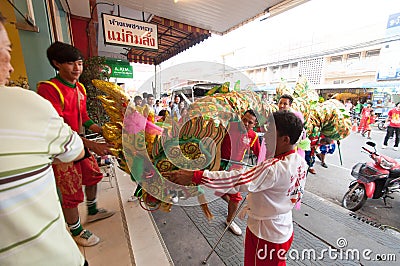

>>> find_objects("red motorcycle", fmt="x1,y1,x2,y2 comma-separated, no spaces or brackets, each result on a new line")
342,141,400,211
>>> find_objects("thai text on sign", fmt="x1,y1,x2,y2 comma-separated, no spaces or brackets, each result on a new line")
102,13,158,51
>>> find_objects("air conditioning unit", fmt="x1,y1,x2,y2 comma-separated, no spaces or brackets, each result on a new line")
333,80,344,84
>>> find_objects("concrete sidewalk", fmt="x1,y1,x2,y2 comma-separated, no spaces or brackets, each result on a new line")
152,190,400,265
83,165,400,266
77,167,172,266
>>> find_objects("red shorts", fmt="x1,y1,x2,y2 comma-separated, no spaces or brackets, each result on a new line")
244,227,294,266
215,191,243,203
53,154,103,208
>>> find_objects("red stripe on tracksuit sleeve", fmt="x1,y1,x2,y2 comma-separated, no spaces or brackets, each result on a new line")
195,158,279,189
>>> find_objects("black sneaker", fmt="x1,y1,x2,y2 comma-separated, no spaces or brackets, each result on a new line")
321,162,328,168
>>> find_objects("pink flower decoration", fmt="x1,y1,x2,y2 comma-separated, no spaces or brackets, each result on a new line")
145,120,163,135
124,111,147,134
124,111,163,135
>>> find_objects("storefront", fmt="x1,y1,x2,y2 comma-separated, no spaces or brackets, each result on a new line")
362,81,400,115
316,84,373,103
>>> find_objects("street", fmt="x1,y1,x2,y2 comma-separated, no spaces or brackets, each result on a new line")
306,125,400,230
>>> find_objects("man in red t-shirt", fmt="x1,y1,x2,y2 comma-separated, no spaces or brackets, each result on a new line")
219,110,260,235
383,102,400,150
37,42,114,247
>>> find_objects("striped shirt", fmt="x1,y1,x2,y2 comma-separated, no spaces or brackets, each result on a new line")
0,86,85,265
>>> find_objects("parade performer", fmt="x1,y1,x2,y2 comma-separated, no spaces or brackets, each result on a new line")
316,136,336,168
361,109,376,139
304,135,319,174
167,111,307,266
382,102,400,150
357,102,373,133
219,109,261,236
277,94,308,159
37,42,114,247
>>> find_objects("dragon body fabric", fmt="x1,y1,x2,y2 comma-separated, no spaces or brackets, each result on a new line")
92,76,351,219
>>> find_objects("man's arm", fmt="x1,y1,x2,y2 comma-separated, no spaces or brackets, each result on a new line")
88,123,102,134
385,110,392,126
81,136,113,157
53,147,84,164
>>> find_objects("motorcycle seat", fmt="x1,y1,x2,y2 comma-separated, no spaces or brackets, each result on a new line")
388,168,400,180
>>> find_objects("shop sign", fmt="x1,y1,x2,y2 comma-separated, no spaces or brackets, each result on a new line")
386,12,400,34
376,12,400,81
376,40,400,81
102,14,158,51
104,59,133,79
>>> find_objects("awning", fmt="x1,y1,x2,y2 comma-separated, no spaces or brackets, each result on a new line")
316,83,364,90
72,0,310,65
127,16,211,65
253,85,278,92
362,81,400,88
100,0,310,35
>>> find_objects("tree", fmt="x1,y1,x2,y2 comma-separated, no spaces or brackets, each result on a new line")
80,56,110,126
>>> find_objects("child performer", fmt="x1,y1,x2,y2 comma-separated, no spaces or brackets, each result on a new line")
167,111,307,265
361,110,377,139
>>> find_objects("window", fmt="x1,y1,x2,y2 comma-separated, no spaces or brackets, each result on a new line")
330,55,342,62
299,58,324,85
366,49,380,57
347,52,361,60
281,64,289,69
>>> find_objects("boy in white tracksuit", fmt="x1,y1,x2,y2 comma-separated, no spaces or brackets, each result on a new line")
168,110,307,265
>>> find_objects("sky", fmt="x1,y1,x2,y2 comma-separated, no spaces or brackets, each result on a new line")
130,0,399,94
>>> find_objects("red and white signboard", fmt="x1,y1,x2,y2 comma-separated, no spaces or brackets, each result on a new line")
102,13,158,51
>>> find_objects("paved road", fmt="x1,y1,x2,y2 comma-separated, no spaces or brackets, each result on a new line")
306,126,400,230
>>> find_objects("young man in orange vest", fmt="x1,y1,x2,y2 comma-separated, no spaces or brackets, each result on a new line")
37,42,114,247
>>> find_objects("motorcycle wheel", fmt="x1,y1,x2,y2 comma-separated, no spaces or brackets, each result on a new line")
342,183,367,211
377,122,385,130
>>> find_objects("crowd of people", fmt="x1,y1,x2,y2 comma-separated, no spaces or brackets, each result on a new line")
347,98,400,150
133,92,188,124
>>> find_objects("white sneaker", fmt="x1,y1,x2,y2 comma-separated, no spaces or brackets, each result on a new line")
73,229,100,247
226,220,242,236
394,147,399,151
87,208,115,223
171,195,179,204
382,145,388,149
127,195,138,202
